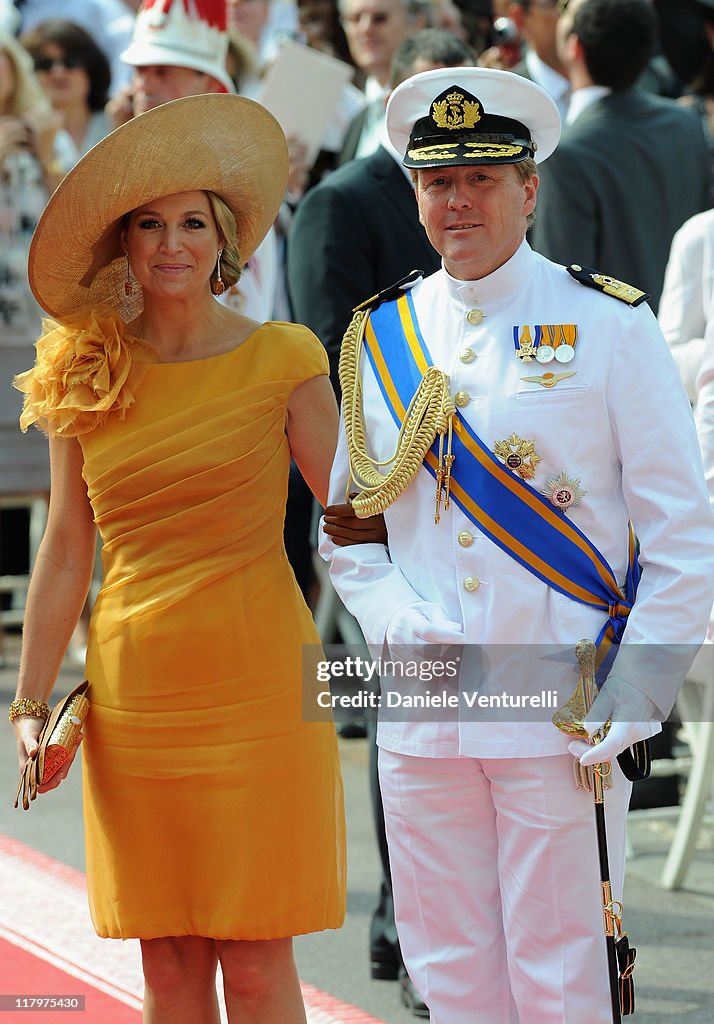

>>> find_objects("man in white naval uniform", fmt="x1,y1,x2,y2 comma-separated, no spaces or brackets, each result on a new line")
320,67,714,1024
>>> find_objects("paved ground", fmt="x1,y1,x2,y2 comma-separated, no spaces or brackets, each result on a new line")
1,632,712,1022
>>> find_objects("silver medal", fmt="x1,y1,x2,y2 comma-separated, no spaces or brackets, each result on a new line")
536,344,555,364
555,344,575,363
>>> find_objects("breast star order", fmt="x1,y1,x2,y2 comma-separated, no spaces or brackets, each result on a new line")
542,471,586,513
494,433,541,480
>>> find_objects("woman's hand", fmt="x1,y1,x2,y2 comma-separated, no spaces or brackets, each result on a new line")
105,84,134,131
23,109,60,163
13,714,83,794
14,714,44,771
323,502,387,546
0,115,31,164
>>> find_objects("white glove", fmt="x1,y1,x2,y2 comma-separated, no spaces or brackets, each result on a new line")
386,601,464,649
568,674,662,766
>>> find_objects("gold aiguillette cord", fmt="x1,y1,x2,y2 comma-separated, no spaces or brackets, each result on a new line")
434,390,455,523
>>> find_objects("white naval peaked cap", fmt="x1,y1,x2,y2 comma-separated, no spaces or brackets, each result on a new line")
387,67,561,167
121,0,235,94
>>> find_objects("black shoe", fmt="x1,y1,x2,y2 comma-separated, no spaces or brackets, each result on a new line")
370,958,400,980
336,720,368,739
399,971,430,1018
370,945,400,980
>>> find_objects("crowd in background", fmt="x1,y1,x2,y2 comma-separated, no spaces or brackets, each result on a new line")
2,0,714,630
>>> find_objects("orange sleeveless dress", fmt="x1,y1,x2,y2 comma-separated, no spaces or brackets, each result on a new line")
16,311,346,940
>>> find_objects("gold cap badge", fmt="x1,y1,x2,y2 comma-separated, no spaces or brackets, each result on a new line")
431,91,482,131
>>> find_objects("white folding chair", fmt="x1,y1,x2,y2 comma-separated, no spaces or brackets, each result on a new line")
660,642,714,889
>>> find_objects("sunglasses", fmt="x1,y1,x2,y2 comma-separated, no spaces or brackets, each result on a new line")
33,55,86,73
341,11,391,27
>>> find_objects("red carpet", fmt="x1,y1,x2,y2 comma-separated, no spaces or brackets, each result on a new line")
0,936,141,1023
0,835,386,1024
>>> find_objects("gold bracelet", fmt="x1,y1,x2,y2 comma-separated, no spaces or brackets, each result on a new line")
8,698,50,723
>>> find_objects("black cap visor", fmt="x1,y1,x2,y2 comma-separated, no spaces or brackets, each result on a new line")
404,132,534,168
403,90,536,168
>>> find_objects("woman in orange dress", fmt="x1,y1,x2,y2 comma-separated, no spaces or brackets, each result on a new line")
10,94,347,1024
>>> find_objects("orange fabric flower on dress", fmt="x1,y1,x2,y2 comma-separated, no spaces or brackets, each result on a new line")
14,305,154,437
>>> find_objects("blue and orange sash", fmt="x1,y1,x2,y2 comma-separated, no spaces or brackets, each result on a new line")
362,291,640,673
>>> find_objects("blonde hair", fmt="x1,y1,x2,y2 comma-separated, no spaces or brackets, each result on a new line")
0,30,53,118
514,157,538,228
206,190,242,291
514,156,537,184
411,156,538,185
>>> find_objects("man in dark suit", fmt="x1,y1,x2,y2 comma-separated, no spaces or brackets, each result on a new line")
289,30,475,389
531,0,709,313
337,0,433,165
507,0,570,120
287,28,475,1019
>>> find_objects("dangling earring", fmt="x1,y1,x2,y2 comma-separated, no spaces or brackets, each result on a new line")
213,248,225,295
124,255,134,296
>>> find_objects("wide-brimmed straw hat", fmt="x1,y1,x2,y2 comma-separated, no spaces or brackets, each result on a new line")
29,93,289,321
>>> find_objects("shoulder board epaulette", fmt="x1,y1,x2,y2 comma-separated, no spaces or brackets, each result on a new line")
566,264,650,307
352,269,424,314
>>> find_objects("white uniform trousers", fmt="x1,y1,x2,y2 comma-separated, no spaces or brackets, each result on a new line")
379,749,632,1024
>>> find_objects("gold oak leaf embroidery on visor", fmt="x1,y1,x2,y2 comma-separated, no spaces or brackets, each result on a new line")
462,143,524,158
407,144,459,160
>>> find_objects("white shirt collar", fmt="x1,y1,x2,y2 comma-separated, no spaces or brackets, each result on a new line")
441,239,535,308
525,50,570,121
565,85,611,125
378,124,413,182
364,76,388,104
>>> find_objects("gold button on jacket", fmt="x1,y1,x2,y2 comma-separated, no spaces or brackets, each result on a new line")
466,309,484,325
460,348,476,364
458,531,474,548
454,390,470,408
463,576,480,592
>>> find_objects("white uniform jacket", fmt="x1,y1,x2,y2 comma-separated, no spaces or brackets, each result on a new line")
659,209,714,401
320,242,714,758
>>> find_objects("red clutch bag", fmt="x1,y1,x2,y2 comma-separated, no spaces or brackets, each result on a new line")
14,681,90,811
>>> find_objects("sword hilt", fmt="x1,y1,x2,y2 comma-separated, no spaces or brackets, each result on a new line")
552,638,597,738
